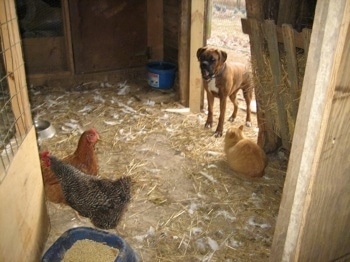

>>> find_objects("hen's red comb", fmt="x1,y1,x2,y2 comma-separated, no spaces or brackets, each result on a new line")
40,151,51,167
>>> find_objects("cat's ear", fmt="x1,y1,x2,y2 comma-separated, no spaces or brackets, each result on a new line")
239,125,244,131
226,127,234,136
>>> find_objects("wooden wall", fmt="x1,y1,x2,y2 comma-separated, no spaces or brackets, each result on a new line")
163,0,180,64
0,128,49,262
243,0,314,153
0,1,49,260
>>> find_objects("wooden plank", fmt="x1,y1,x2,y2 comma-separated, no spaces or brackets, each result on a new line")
61,0,74,74
0,128,49,261
248,18,279,152
263,20,291,150
282,24,299,134
178,0,191,106
277,0,298,26
245,0,264,20
270,0,350,260
242,18,307,49
296,0,350,260
189,1,205,113
302,28,312,58
147,0,163,61
22,37,68,74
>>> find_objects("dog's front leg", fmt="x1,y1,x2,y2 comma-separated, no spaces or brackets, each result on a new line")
205,90,214,129
215,95,227,137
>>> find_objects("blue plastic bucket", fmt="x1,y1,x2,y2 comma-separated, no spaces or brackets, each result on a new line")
146,61,176,89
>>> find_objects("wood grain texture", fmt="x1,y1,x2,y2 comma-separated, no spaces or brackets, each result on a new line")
178,0,191,106
189,1,204,113
270,1,350,261
0,128,49,261
264,20,290,150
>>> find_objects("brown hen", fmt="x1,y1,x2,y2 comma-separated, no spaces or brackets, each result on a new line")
40,128,99,204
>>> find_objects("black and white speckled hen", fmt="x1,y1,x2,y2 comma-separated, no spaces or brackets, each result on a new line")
41,151,132,229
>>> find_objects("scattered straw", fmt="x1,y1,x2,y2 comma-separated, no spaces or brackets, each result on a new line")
33,79,287,261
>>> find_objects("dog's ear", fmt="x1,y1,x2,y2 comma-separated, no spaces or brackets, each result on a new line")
238,125,244,131
197,46,207,59
220,50,228,63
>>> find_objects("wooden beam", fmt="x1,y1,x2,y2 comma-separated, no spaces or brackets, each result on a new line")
270,0,350,260
189,1,205,113
178,0,191,106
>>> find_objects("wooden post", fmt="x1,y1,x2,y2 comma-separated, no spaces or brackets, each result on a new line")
189,1,205,113
205,0,212,40
178,0,191,106
248,18,279,152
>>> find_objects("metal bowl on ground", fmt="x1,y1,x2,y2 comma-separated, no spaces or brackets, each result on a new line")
34,120,56,140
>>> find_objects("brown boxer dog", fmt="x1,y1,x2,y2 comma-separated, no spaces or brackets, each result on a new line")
197,46,253,137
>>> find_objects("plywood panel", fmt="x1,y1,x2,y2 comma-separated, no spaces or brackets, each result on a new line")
0,128,49,261
22,37,68,74
69,0,148,74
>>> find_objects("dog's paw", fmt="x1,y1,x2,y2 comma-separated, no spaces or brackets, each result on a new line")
245,121,252,127
214,130,223,137
228,116,235,122
204,122,212,128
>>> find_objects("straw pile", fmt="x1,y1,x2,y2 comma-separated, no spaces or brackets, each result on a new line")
31,80,286,261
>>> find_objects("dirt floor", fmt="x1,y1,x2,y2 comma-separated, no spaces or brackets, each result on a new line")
33,9,287,262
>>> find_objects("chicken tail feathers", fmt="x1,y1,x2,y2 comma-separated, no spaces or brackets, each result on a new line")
114,176,132,203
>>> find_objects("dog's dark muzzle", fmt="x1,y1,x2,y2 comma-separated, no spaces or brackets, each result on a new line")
200,60,214,80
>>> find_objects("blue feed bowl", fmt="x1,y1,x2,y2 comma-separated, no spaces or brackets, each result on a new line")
146,61,176,89
42,227,138,262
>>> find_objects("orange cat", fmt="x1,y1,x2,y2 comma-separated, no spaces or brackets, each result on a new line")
224,125,267,178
